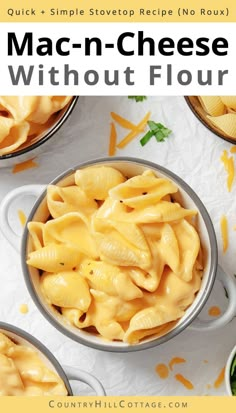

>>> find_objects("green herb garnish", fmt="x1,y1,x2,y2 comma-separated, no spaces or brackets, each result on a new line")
128,96,147,102
230,354,236,395
60,262,65,266
140,120,172,146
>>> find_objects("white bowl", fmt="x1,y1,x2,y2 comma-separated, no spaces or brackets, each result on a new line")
0,322,105,395
225,344,236,396
1,157,236,352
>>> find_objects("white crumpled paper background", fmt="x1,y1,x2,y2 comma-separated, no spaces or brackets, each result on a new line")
0,96,236,396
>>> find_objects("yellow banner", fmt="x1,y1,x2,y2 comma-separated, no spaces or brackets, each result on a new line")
0,397,236,413
0,0,236,22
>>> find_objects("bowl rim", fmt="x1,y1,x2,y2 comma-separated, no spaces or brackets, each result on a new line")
21,156,218,352
225,343,236,395
184,96,236,145
0,321,73,395
0,96,79,160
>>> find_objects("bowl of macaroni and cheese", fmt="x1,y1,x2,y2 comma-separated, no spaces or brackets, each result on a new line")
0,322,105,396
1,157,236,352
0,96,78,168
185,96,236,144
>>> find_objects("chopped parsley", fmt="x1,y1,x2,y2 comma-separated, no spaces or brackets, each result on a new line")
128,96,147,102
140,120,172,146
59,262,65,266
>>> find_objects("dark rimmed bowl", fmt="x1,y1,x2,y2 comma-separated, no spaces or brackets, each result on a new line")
21,157,219,352
0,321,105,395
185,96,236,145
0,96,78,168
225,343,236,396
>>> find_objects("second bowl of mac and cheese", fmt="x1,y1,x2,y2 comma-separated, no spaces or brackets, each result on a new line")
0,96,78,168
0,322,105,395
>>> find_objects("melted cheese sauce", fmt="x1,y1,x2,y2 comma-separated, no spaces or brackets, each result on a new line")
0,332,67,396
19,304,29,314
27,167,204,344
208,306,221,317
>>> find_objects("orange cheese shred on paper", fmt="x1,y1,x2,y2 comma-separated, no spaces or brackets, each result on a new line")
117,112,151,149
214,367,225,389
12,158,38,174
175,374,194,390
169,357,186,371
155,364,169,379
208,306,221,317
230,146,236,154
110,112,139,131
220,214,228,253
108,122,117,157
17,210,27,227
220,150,234,192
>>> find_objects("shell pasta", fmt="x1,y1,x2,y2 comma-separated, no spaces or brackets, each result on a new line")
0,96,72,156
0,332,67,396
198,96,236,139
27,166,203,344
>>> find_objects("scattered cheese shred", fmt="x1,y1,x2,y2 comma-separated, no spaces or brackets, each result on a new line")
155,364,169,379
230,146,236,153
169,357,186,371
17,210,27,227
175,374,194,390
208,306,221,317
108,122,117,157
117,112,151,149
214,367,225,389
110,112,139,130
220,150,234,192
12,158,38,174
19,304,29,314
220,214,228,253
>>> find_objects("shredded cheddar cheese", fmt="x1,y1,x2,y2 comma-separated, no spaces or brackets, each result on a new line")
208,306,221,317
175,374,194,390
214,367,225,389
230,146,236,153
117,112,151,149
155,364,169,379
12,158,38,174
220,214,228,253
111,112,139,130
17,210,27,227
220,150,234,192
169,357,186,371
108,122,117,157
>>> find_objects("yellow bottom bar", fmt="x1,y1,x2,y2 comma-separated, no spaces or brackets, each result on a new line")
0,396,235,413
